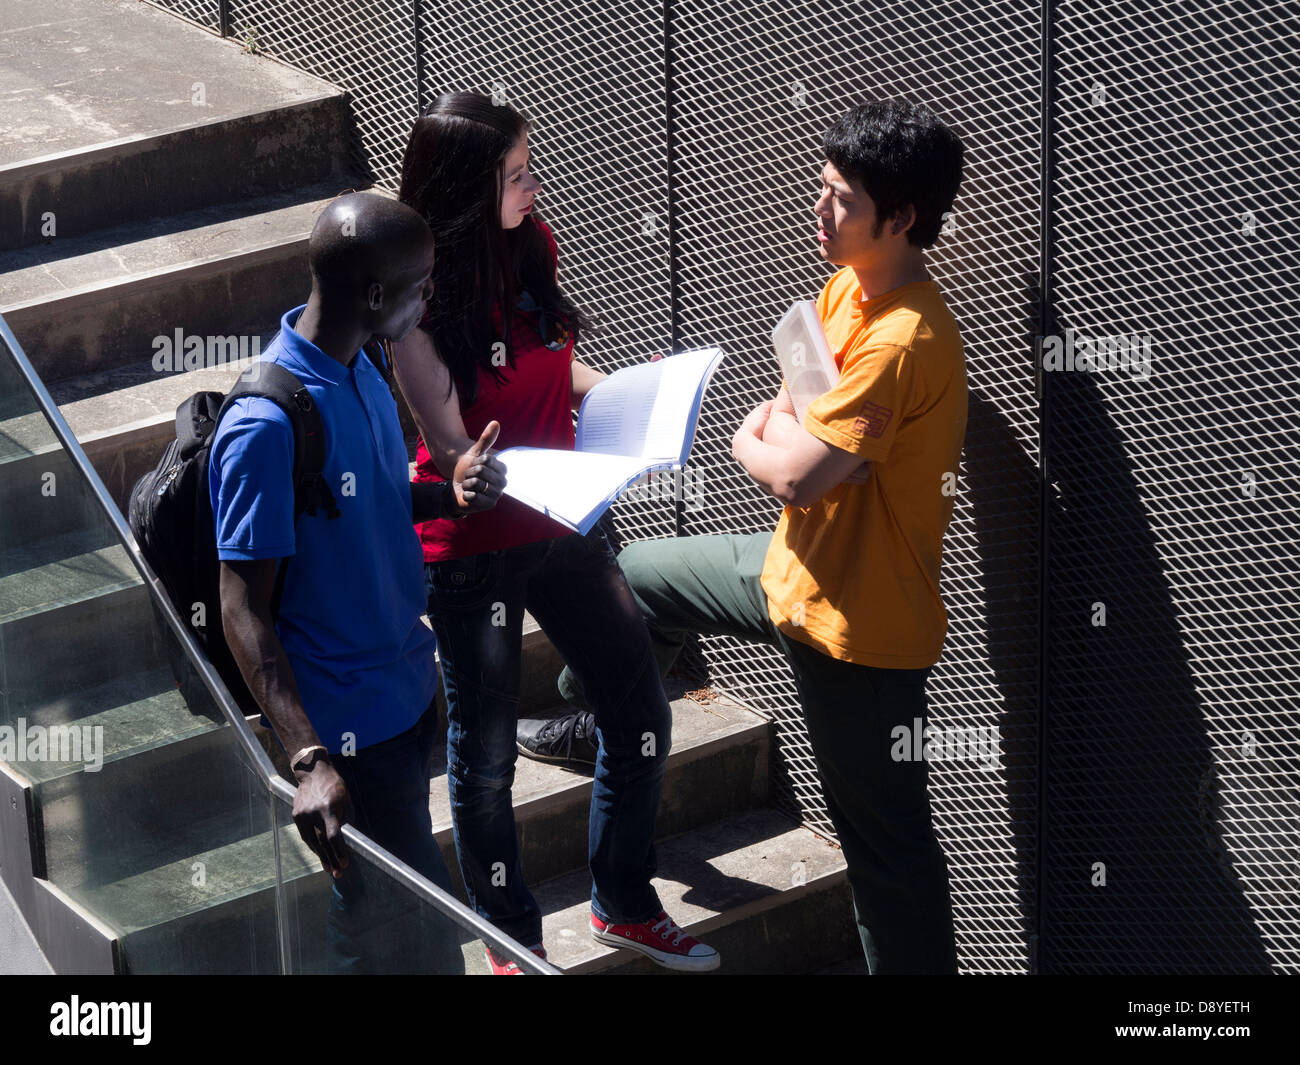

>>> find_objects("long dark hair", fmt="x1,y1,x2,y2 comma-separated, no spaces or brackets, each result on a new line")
398,92,594,407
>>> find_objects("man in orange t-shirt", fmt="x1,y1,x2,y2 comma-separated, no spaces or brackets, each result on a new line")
544,100,967,973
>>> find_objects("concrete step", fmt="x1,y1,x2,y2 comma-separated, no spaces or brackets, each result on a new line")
0,347,53,428
1,584,158,730
0,446,115,552
70,821,533,975
49,343,271,510
0,345,114,546
0,183,347,309
0,533,258,900
6,667,218,785
0,0,350,249
534,807,857,974
0,188,339,384
3,582,166,712
34,724,267,893
0,533,251,890
0,542,141,627
0,400,59,465
63,821,317,974
427,682,771,893
0,526,114,580
0,0,342,166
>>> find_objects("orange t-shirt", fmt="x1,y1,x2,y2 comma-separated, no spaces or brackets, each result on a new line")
760,269,968,668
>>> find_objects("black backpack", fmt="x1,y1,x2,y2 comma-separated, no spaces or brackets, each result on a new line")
128,361,341,716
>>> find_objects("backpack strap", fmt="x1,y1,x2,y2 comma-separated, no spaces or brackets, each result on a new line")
218,363,341,521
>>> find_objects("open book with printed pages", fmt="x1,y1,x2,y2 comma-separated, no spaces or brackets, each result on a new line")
772,300,840,425
497,346,726,535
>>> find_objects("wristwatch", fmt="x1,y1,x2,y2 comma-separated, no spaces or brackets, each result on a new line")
290,745,330,774
440,479,467,520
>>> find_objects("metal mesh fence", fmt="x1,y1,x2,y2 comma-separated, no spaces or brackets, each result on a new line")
138,0,1299,973
159,0,222,34
1045,0,1300,974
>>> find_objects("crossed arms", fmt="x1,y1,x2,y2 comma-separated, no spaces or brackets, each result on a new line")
732,384,871,507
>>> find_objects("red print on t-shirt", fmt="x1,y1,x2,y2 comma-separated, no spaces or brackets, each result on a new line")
853,401,893,438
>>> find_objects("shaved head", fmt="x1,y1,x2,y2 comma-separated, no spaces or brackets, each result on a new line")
310,192,433,297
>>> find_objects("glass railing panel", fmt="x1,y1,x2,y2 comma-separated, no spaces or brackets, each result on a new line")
0,344,122,613
27,614,282,974
0,320,277,973
1,314,557,974
272,787,551,974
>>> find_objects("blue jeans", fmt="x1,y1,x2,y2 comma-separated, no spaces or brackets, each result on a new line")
425,527,671,945
324,709,465,974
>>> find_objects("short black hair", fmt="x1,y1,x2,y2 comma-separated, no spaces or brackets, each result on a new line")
822,99,965,249
309,192,431,298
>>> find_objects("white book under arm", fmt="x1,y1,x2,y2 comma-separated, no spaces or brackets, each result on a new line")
772,300,840,426
496,346,726,535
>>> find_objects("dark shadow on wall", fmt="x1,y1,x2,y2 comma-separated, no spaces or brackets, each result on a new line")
969,366,1271,972
961,390,1042,969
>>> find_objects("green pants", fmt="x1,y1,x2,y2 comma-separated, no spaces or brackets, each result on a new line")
558,532,957,974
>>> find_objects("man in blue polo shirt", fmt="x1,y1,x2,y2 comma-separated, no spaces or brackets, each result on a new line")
210,193,504,972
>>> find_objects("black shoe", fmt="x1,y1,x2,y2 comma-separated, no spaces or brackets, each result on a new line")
517,711,599,768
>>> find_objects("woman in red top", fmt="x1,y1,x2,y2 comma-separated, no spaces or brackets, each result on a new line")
391,92,718,973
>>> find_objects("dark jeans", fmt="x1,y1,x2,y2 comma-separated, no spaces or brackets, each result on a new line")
425,527,671,946
558,532,958,974
324,709,465,974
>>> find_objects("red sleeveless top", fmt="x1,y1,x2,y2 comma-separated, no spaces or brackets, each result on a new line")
413,220,576,562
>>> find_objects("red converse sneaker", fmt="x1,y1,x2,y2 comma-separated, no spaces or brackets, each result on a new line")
590,910,720,972
485,943,547,974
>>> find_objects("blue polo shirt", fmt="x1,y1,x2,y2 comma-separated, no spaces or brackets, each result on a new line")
208,305,437,753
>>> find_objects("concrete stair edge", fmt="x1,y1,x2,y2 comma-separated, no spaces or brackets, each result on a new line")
2,238,309,317
534,808,857,975
0,90,350,181
1,92,356,251
429,693,770,829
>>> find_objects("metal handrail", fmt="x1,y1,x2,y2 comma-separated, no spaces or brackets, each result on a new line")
0,312,558,975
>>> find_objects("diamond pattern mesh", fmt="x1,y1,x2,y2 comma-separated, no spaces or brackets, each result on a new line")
147,0,221,33
136,0,1299,973
1045,0,1299,974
